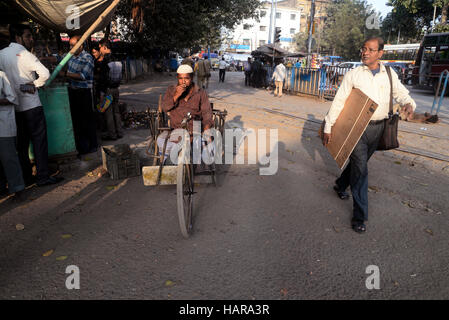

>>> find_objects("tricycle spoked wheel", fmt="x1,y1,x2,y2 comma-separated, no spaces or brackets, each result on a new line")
177,162,194,238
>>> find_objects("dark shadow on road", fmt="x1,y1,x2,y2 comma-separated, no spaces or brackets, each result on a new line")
300,114,337,170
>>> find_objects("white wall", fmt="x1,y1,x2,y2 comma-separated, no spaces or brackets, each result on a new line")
226,5,302,53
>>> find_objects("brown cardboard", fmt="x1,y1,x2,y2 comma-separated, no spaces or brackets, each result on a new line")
325,88,378,169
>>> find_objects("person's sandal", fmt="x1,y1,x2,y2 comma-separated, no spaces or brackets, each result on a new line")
333,185,349,200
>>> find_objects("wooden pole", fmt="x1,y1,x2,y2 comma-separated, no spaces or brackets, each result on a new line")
45,0,122,87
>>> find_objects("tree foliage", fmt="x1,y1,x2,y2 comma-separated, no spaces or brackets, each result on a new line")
380,3,427,43
314,0,380,60
115,0,260,55
387,0,443,30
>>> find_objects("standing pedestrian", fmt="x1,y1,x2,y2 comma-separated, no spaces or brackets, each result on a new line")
105,51,124,140
0,24,63,187
64,35,98,155
218,57,226,82
322,37,416,233
195,56,211,89
271,59,286,97
244,57,252,86
0,26,25,197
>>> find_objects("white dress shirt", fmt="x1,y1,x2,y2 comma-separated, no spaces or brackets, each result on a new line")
324,63,416,134
219,60,227,70
272,63,286,82
0,71,19,137
0,43,50,112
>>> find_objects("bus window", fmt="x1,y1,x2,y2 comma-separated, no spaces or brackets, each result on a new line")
423,47,435,61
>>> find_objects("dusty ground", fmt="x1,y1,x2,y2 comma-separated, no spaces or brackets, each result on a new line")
0,71,448,300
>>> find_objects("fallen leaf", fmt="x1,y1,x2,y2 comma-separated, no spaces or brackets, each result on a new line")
106,186,116,191
425,228,434,236
165,280,175,287
42,250,54,257
15,224,25,231
61,234,72,239
87,171,94,177
333,226,340,233
394,161,402,165
56,256,68,261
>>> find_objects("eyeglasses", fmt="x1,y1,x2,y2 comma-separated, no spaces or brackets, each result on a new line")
360,47,379,53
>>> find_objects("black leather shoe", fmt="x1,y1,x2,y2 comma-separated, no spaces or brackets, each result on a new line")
333,185,349,200
37,176,64,187
352,223,366,233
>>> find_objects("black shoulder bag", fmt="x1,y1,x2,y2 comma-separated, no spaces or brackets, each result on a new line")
377,66,399,150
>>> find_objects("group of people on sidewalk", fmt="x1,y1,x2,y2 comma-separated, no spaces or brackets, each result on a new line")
0,24,64,199
65,35,124,153
244,57,287,97
0,23,123,200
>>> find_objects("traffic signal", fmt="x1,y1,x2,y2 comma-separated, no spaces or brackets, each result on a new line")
275,28,281,43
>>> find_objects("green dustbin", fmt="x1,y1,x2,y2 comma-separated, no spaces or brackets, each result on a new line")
29,85,76,160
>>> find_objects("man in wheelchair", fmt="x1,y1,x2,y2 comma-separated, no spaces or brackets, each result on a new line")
159,64,215,171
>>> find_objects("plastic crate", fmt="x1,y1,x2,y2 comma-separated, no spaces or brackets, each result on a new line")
102,144,141,180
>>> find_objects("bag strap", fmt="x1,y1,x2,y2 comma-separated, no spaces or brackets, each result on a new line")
385,65,393,116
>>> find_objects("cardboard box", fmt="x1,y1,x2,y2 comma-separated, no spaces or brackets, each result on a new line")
322,88,378,169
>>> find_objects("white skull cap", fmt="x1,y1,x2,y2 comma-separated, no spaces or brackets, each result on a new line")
177,64,193,74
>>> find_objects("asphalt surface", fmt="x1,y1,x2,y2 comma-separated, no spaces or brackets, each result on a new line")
0,71,448,300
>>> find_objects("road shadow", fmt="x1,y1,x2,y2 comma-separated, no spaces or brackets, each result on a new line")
300,114,337,171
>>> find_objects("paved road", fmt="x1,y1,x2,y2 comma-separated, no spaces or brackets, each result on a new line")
0,71,448,299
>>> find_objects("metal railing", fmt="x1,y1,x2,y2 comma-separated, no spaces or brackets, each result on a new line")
281,65,353,100
431,69,449,115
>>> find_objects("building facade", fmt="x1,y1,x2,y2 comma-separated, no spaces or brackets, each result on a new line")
224,0,303,53
223,0,331,54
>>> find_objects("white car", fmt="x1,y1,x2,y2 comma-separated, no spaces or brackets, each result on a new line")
336,62,362,75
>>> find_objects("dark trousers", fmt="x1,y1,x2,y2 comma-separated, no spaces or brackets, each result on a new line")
104,87,123,139
245,71,251,86
0,137,25,193
219,69,226,82
68,87,98,155
15,106,49,185
335,121,385,223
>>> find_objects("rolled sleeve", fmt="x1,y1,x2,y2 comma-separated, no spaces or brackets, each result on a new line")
24,51,50,88
324,71,354,134
162,86,177,112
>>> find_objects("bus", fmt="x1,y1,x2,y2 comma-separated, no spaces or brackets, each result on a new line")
411,32,449,91
380,43,420,64
321,56,343,66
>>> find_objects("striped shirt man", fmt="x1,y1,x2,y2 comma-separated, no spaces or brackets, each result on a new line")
67,50,94,89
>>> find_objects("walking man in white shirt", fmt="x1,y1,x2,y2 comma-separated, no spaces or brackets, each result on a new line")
322,37,415,233
272,59,286,97
218,57,227,83
0,24,63,187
